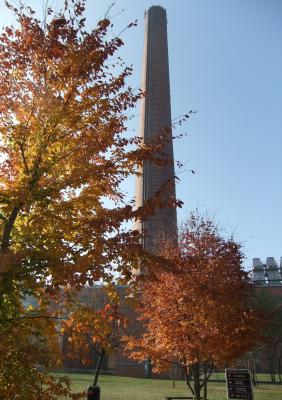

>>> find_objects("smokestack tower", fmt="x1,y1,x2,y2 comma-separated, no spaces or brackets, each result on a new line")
134,6,177,255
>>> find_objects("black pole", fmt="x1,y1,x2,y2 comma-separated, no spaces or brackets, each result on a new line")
87,385,100,400
93,349,105,386
87,349,105,400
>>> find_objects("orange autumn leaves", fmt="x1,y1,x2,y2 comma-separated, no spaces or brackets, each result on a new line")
0,0,161,288
126,214,263,374
0,1,157,397
64,293,127,363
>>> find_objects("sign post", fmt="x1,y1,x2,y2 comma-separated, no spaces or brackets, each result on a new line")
225,369,254,400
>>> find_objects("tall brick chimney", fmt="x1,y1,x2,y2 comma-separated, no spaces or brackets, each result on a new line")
134,6,177,257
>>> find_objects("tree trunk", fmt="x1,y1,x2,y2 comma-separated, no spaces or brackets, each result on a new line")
170,364,175,388
1,205,21,251
202,363,208,400
203,379,207,400
192,363,201,400
145,357,152,378
251,353,257,387
278,357,281,382
93,348,105,386
183,365,195,398
269,360,275,382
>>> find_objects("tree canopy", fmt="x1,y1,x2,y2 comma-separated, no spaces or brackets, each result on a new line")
0,1,179,397
126,213,264,400
0,0,150,289
64,285,130,386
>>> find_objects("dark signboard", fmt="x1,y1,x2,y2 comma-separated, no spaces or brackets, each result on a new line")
225,369,254,400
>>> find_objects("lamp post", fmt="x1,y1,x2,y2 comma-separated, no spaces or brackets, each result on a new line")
87,385,100,400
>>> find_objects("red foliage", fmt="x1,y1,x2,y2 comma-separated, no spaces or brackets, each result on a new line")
126,213,264,400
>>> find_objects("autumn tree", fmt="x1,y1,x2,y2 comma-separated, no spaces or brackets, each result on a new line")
0,290,78,399
0,0,180,396
63,285,131,387
126,213,263,400
0,0,149,291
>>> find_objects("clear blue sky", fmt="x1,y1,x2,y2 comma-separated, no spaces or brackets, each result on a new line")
1,0,281,269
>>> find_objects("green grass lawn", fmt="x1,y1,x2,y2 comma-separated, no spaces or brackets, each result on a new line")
58,373,282,400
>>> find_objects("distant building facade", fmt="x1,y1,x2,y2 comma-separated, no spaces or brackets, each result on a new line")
250,257,282,287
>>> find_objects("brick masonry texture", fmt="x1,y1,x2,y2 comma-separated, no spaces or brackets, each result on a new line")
134,6,177,255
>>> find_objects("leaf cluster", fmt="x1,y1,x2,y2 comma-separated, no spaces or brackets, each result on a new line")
0,0,169,288
126,213,264,372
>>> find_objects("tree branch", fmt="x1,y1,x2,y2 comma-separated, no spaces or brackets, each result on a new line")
1,204,22,250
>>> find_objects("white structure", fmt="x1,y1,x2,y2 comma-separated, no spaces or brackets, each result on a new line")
250,257,282,286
